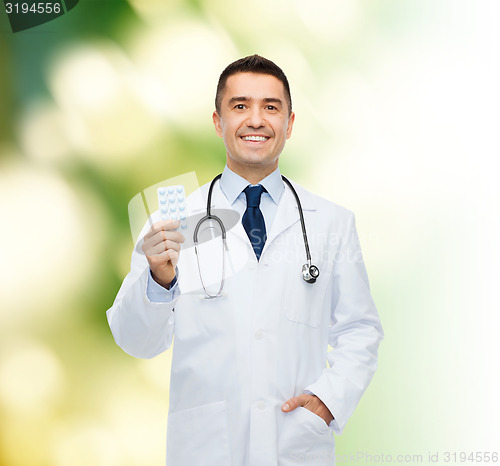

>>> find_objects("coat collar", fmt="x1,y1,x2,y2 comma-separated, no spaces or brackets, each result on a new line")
190,175,317,252
219,165,284,207
265,179,316,248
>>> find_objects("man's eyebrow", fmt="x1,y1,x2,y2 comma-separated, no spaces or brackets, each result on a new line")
228,96,250,105
263,98,283,106
227,96,283,106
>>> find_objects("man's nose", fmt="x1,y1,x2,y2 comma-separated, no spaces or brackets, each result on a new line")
245,108,265,128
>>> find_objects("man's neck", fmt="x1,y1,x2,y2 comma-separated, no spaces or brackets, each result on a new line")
227,162,278,185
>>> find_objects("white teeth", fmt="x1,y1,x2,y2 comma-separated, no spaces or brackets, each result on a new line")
242,136,268,141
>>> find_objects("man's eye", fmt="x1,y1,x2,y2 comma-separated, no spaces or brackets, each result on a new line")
266,105,277,111
235,104,246,110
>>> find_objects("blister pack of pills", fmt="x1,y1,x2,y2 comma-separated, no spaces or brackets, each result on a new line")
157,185,188,230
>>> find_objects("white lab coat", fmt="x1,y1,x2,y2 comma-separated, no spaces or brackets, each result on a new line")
107,179,383,466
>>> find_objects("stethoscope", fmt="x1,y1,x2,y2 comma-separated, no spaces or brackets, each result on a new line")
193,174,320,298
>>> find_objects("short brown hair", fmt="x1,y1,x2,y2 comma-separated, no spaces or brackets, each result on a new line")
215,54,292,115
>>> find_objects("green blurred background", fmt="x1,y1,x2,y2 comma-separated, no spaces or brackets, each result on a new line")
1,0,499,465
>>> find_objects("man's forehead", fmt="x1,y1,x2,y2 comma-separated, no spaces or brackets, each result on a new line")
223,72,286,99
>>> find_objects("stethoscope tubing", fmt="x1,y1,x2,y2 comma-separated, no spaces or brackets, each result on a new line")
193,173,318,298
280,175,312,266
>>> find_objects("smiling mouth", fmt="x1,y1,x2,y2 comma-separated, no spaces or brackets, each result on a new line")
241,135,270,142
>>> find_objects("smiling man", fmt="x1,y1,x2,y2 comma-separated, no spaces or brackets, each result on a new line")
107,55,383,466
213,71,294,184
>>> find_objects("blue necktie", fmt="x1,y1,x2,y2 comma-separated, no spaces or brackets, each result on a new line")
242,185,267,260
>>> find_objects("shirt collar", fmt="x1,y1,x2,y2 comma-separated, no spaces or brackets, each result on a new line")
220,165,284,206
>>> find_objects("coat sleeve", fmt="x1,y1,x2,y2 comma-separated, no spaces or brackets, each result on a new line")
305,212,383,434
106,229,178,360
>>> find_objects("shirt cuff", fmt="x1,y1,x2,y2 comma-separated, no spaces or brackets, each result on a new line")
146,269,179,303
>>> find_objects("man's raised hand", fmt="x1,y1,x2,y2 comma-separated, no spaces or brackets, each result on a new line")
141,220,185,288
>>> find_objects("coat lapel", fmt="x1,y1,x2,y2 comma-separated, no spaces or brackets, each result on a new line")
264,181,317,254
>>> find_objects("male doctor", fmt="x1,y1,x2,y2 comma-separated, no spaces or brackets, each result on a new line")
107,55,383,466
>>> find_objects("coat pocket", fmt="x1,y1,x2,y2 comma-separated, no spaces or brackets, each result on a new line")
284,264,332,328
166,400,231,466
278,407,335,466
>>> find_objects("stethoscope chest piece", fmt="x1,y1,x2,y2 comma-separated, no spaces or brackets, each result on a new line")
302,262,320,284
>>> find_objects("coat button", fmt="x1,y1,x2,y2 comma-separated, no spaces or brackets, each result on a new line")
254,329,264,340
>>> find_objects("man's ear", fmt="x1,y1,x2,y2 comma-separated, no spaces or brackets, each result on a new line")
286,112,295,139
213,111,223,137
